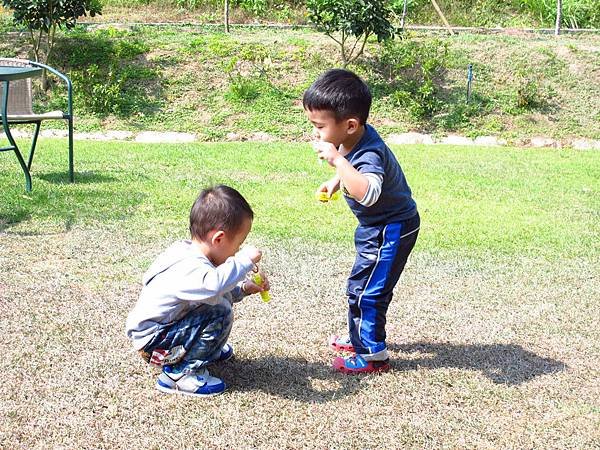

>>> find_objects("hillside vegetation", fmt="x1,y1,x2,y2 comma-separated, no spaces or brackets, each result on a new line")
1,16,599,142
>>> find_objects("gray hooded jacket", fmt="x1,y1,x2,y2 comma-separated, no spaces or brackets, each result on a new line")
125,240,254,350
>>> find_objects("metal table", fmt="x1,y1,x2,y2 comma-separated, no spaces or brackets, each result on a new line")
1,66,43,191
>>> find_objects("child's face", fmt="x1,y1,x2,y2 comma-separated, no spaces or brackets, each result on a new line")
305,108,354,148
209,217,252,266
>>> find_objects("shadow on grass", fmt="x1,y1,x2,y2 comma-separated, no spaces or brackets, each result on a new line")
38,171,118,185
214,356,362,403
0,210,31,232
390,342,566,385
0,179,146,231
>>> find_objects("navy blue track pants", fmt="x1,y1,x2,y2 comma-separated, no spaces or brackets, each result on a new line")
347,213,420,356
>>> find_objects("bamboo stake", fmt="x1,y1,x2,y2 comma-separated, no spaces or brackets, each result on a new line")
400,0,408,30
224,0,230,33
555,0,562,36
430,0,454,35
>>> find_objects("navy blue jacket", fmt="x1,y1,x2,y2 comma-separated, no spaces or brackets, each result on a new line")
342,124,417,226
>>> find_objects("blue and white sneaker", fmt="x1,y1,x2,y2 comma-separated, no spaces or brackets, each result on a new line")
157,366,226,397
332,354,390,374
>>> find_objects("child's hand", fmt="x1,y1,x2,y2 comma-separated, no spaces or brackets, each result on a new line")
316,177,340,198
243,272,270,295
241,245,262,264
313,141,342,167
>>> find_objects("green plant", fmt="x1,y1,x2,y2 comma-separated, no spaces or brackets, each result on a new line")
389,0,530,27
0,12,14,33
516,78,542,109
185,34,238,59
376,38,448,120
174,0,202,9
238,0,269,16
306,0,395,67
434,100,484,131
512,64,555,112
228,74,263,101
222,57,263,102
221,42,278,102
70,64,126,115
521,0,600,28
51,28,158,117
70,61,161,117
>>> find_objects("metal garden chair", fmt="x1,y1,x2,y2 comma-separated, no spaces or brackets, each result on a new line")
0,58,74,182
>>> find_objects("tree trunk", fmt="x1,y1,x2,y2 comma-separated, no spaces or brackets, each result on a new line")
340,31,348,68
224,0,230,33
555,0,562,36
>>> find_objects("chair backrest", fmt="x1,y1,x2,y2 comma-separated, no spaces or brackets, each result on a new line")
0,58,35,116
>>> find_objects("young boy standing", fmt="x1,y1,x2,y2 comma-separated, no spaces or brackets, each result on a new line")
126,185,269,396
304,69,420,374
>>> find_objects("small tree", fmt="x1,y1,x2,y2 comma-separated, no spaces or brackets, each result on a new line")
306,0,395,68
3,0,102,87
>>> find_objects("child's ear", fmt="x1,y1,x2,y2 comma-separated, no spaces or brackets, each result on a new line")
347,118,360,134
211,230,225,245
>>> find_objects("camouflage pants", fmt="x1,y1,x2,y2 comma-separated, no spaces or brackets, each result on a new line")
140,302,233,374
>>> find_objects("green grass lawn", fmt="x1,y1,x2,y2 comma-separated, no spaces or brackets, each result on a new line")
2,139,598,260
1,139,599,448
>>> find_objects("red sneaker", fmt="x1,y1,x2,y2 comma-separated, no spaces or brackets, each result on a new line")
332,354,390,374
328,335,355,353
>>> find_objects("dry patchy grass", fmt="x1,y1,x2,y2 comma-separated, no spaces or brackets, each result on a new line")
1,224,598,449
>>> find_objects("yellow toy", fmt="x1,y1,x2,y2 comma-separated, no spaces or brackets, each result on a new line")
252,272,271,302
316,191,340,202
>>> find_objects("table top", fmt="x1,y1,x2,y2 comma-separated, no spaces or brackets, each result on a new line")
0,66,43,81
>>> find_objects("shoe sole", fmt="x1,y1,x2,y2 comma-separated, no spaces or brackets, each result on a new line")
332,358,390,375
156,382,226,397
334,364,390,375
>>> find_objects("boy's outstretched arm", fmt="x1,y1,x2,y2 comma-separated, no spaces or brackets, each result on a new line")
314,141,368,201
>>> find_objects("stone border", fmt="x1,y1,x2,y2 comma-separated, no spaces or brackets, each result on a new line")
386,133,600,150
2,128,599,149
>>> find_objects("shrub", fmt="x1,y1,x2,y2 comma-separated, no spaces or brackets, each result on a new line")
238,0,269,16
71,64,127,115
227,73,263,101
53,28,158,117
376,38,448,120
223,55,268,102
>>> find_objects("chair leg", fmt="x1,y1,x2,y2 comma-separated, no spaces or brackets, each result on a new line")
26,121,41,171
68,117,74,182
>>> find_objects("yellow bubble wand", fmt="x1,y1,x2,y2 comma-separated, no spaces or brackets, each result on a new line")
252,269,271,303
316,190,341,202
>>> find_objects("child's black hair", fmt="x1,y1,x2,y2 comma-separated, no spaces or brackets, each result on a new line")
189,185,254,240
303,68,372,124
